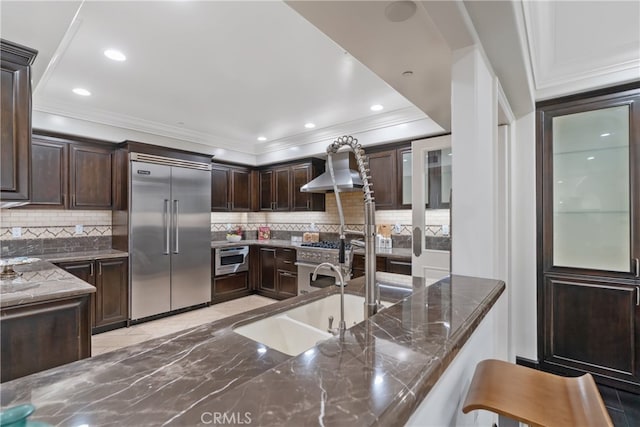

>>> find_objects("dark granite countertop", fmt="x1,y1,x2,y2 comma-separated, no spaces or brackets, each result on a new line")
0,272,503,426
211,239,413,259
0,260,95,308
38,249,129,263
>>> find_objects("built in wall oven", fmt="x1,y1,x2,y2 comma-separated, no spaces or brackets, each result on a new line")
215,246,249,276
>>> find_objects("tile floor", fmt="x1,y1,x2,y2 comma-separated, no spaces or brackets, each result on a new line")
92,295,277,356
599,384,640,427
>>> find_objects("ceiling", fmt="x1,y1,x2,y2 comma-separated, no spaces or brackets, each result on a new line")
1,1,638,165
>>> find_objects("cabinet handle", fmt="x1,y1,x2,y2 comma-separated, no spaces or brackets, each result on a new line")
227,201,232,211
230,201,234,210
281,272,295,277
306,200,311,209
636,286,640,307
90,263,94,277
635,258,640,278
98,262,102,276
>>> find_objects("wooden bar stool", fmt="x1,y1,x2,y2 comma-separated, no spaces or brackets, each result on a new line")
462,359,613,427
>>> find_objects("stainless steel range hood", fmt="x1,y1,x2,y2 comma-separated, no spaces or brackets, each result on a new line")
300,151,363,193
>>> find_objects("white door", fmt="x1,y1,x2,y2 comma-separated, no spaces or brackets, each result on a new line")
411,134,451,282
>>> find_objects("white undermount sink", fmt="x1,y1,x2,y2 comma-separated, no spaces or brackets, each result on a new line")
233,294,393,356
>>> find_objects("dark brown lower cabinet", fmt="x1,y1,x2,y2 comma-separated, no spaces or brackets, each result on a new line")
94,258,128,329
542,274,640,391
1,294,91,382
257,246,297,299
352,254,410,278
212,271,251,303
55,257,128,334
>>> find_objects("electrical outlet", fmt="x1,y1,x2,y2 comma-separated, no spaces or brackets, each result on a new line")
442,224,450,236
11,227,21,238
75,224,84,235
393,223,402,234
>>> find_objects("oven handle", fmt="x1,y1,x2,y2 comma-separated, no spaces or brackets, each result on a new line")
295,262,343,270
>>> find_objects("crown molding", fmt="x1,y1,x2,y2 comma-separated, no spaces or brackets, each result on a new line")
33,98,254,154
258,106,428,154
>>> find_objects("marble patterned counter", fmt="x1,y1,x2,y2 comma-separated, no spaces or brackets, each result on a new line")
0,260,95,308
38,249,128,263
0,274,504,426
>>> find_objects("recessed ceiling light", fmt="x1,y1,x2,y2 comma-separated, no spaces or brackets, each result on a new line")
304,123,316,129
587,156,595,160
600,132,611,137
257,136,267,142
72,88,91,96
402,70,413,77
370,104,384,112
448,153,453,156
104,49,126,61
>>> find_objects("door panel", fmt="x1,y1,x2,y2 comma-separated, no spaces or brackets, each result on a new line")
231,168,251,211
170,166,212,310
211,165,229,211
260,170,274,210
30,138,67,207
274,168,290,211
544,275,639,383
95,258,128,327
130,161,171,319
69,144,113,209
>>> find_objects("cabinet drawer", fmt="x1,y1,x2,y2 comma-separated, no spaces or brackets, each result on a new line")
387,258,412,275
352,254,386,271
276,248,296,271
214,271,249,298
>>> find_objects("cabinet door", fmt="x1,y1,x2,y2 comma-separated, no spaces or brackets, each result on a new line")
0,295,90,382
277,270,298,299
274,167,291,211
259,170,274,211
230,167,252,211
0,41,36,202
95,258,128,328
258,247,277,293
398,148,413,209
69,144,113,209
543,275,640,386
211,164,230,211
368,150,397,209
29,137,68,208
291,164,312,211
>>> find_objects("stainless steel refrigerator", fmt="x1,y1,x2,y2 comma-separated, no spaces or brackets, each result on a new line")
129,153,211,320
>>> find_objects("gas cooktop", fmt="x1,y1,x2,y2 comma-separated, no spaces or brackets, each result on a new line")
299,241,352,250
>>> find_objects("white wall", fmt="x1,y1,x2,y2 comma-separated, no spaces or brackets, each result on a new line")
510,111,538,360
450,46,498,279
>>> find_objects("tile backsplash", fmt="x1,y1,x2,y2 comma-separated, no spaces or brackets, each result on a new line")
0,192,450,254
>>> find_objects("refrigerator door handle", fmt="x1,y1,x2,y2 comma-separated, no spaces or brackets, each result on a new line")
173,199,180,254
164,199,170,255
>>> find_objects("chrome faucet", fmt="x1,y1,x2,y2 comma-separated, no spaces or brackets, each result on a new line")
325,136,381,319
313,262,346,335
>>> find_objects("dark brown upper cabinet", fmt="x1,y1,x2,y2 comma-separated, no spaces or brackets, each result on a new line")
259,167,291,212
291,161,325,211
259,159,324,212
367,150,397,209
211,163,252,212
69,143,114,209
537,83,640,392
0,40,37,203
28,136,68,208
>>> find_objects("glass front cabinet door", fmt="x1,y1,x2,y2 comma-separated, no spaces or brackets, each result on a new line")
538,84,640,392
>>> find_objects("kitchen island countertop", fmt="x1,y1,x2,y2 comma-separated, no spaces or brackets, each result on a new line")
0,260,95,308
0,272,503,426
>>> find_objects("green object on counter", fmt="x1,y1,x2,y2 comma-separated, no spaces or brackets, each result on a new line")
0,404,51,427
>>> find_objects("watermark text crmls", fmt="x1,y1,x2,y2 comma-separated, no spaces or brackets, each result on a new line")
200,411,252,425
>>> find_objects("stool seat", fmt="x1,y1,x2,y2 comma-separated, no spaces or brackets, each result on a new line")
462,359,613,427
